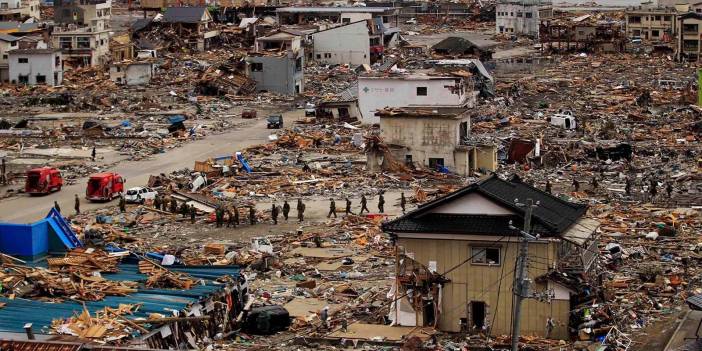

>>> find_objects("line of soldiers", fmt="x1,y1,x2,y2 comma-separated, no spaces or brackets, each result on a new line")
555,175,675,199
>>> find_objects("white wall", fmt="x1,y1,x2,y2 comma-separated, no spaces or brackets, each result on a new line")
495,3,541,37
358,77,469,124
429,192,515,215
340,12,371,23
9,52,62,86
312,21,370,66
0,40,18,65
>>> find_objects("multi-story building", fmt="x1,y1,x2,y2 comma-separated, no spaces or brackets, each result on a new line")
8,48,63,86
51,25,110,67
53,0,111,27
0,0,40,21
624,5,677,42
0,33,18,81
676,12,702,61
496,0,552,38
246,29,304,95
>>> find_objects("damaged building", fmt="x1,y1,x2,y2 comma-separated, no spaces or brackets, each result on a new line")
377,107,497,175
246,29,303,95
496,0,552,37
383,174,599,339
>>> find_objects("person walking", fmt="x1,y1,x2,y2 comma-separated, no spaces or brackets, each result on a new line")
400,192,406,214
249,206,256,225
74,195,80,215
298,201,305,223
154,195,161,211
591,176,599,190
226,208,235,228
180,201,189,218
345,198,353,216
378,193,385,213
572,178,580,192
545,179,552,194
119,196,126,213
666,181,674,198
327,198,337,218
170,198,178,213
360,195,369,214
54,200,61,213
190,205,196,224
282,200,290,221
271,203,279,224
91,146,96,162
650,178,658,199
625,177,632,196
215,206,223,228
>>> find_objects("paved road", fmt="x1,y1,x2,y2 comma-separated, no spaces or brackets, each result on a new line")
0,117,274,223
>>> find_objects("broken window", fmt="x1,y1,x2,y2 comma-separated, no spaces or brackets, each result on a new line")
525,12,532,18
629,16,641,24
664,15,672,21
250,62,263,72
416,86,427,96
324,53,331,58
35,74,46,84
683,39,699,51
517,11,522,17
18,75,28,84
428,158,444,169
471,247,500,265
342,17,350,24
684,24,699,33
77,36,90,49
316,54,321,59
59,37,72,49
295,57,302,72
459,121,468,141
17,57,28,63
652,30,660,37
55,55,60,67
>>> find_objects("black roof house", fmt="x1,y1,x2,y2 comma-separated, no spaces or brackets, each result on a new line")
383,174,588,237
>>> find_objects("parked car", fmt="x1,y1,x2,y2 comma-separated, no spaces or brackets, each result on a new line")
405,17,417,24
267,115,283,129
242,109,257,119
124,187,158,204
86,172,125,201
25,167,63,195
304,102,316,117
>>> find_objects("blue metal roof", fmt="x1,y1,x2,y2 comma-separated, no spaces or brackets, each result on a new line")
0,263,241,334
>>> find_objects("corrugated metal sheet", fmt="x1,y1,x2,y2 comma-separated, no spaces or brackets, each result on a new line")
0,264,241,334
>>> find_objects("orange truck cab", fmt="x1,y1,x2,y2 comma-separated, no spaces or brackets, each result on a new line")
86,172,125,202
25,167,63,195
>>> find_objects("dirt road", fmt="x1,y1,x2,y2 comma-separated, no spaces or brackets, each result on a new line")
0,117,276,223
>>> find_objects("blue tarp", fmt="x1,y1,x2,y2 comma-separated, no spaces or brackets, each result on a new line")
0,209,81,257
168,115,186,124
236,152,252,173
0,263,241,333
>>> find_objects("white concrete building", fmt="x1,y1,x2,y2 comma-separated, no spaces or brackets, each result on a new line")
0,0,40,21
8,48,63,86
0,33,19,82
358,72,478,124
311,20,371,66
109,61,155,85
496,0,552,38
51,25,110,67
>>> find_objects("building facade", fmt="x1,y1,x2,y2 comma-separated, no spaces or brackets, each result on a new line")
247,30,304,95
53,0,111,27
676,12,702,61
383,175,599,339
0,33,18,81
0,0,40,21
8,48,63,86
51,26,110,67
377,107,496,175
357,72,477,124
109,61,155,85
311,20,371,66
624,6,677,41
496,0,552,37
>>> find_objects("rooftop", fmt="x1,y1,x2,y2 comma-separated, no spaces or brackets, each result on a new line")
375,106,469,119
0,261,241,334
163,7,210,24
383,174,588,236
0,33,19,42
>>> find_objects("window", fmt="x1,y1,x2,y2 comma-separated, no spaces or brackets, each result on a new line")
684,24,699,33
18,75,28,84
416,86,427,96
664,15,671,21
525,12,532,18
652,30,660,37
295,57,302,72
2,54,7,60
59,37,72,49
517,11,522,17
428,157,444,169
316,54,321,59
324,53,331,58
510,12,513,16
55,55,60,67
471,247,501,265
654,15,661,21
35,74,46,84
77,36,90,48
342,17,350,24
17,57,28,63
629,16,641,24
250,62,263,71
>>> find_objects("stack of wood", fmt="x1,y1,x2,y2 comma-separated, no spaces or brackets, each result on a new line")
47,248,122,274
51,304,144,340
138,260,195,289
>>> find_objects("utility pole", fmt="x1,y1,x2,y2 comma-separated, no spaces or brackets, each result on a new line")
511,198,535,351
